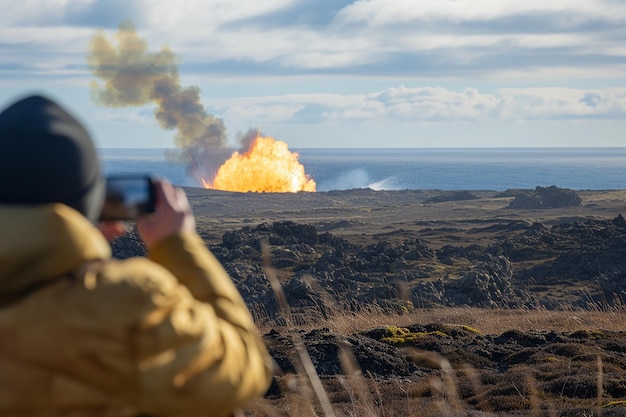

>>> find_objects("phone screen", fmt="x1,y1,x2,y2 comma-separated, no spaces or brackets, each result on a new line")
100,175,156,221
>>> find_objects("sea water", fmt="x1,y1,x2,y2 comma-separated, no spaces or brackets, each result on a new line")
99,148,626,191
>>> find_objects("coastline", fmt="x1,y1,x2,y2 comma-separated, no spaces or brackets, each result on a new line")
184,187,626,246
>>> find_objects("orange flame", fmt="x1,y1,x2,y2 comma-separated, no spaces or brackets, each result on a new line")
201,136,316,193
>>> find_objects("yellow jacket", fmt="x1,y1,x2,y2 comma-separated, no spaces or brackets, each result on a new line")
0,203,272,416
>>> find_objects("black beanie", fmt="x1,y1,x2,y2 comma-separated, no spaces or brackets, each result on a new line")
0,95,104,222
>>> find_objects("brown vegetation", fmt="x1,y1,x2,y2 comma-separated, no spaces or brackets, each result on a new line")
246,304,626,416
182,187,626,416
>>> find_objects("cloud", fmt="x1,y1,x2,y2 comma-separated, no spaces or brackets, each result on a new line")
220,103,305,122
93,107,156,124
138,0,295,30
1,0,625,82
336,0,626,26
0,0,93,25
498,87,626,119
0,26,92,48
213,86,626,125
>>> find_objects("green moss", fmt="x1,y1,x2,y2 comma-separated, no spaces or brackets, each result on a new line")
454,324,483,336
379,325,451,345
604,400,626,408
570,329,604,339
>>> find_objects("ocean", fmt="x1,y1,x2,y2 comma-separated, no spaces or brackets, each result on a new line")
99,148,626,192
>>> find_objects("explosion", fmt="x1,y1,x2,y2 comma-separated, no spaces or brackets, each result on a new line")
202,136,316,193
87,21,316,193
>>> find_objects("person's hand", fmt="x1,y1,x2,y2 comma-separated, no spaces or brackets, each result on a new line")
97,221,127,241
136,179,196,249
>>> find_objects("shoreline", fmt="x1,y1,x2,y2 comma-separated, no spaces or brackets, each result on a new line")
184,187,626,247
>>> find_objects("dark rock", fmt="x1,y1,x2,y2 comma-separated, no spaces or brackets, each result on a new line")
613,213,626,228
443,255,514,308
265,327,421,378
96,214,626,319
428,190,479,203
221,221,318,250
507,185,582,209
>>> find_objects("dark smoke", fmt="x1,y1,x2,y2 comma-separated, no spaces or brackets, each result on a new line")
87,20,238,183
183,127,263,185
236,128,265,153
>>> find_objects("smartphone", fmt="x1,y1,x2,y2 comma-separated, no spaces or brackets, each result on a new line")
99,174,156,221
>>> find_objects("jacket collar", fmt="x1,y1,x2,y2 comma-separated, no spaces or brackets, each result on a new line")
0,203,111,296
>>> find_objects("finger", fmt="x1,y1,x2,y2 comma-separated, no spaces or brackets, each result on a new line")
157,180,182,210
174,186,192,213
150,179,168,209
149,179,177,214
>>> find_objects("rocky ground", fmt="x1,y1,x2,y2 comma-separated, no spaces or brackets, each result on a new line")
112,186,626,416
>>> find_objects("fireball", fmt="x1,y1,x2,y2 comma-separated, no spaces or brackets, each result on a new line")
203,136,316,193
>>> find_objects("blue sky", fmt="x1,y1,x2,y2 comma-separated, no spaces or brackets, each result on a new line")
1,0,625,148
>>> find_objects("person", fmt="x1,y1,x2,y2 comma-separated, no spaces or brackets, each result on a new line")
0,94,273,416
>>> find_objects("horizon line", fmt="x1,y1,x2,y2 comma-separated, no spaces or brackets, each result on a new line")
97,146,626,150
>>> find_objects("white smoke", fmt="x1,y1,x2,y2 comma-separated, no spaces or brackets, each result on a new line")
367,177,401,191
318,169,401,191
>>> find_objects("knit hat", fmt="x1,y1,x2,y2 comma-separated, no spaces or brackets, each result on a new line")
0,95,104,222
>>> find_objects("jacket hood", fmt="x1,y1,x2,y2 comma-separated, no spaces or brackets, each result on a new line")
0,204,111,297
0,95,104,222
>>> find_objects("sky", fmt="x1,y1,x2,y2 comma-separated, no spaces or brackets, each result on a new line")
0,0,625,149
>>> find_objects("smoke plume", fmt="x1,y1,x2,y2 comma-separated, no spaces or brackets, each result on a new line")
87,20,233,182
236,128,265,153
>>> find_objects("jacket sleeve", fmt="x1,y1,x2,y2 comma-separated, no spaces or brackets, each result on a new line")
130,232,273,416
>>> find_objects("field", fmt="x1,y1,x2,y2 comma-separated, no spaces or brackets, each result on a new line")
179,187,626,416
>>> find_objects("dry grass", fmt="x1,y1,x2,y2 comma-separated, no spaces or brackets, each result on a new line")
247,305,626,417
240,239,626,416
256,302,626,337
317,304,626,336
